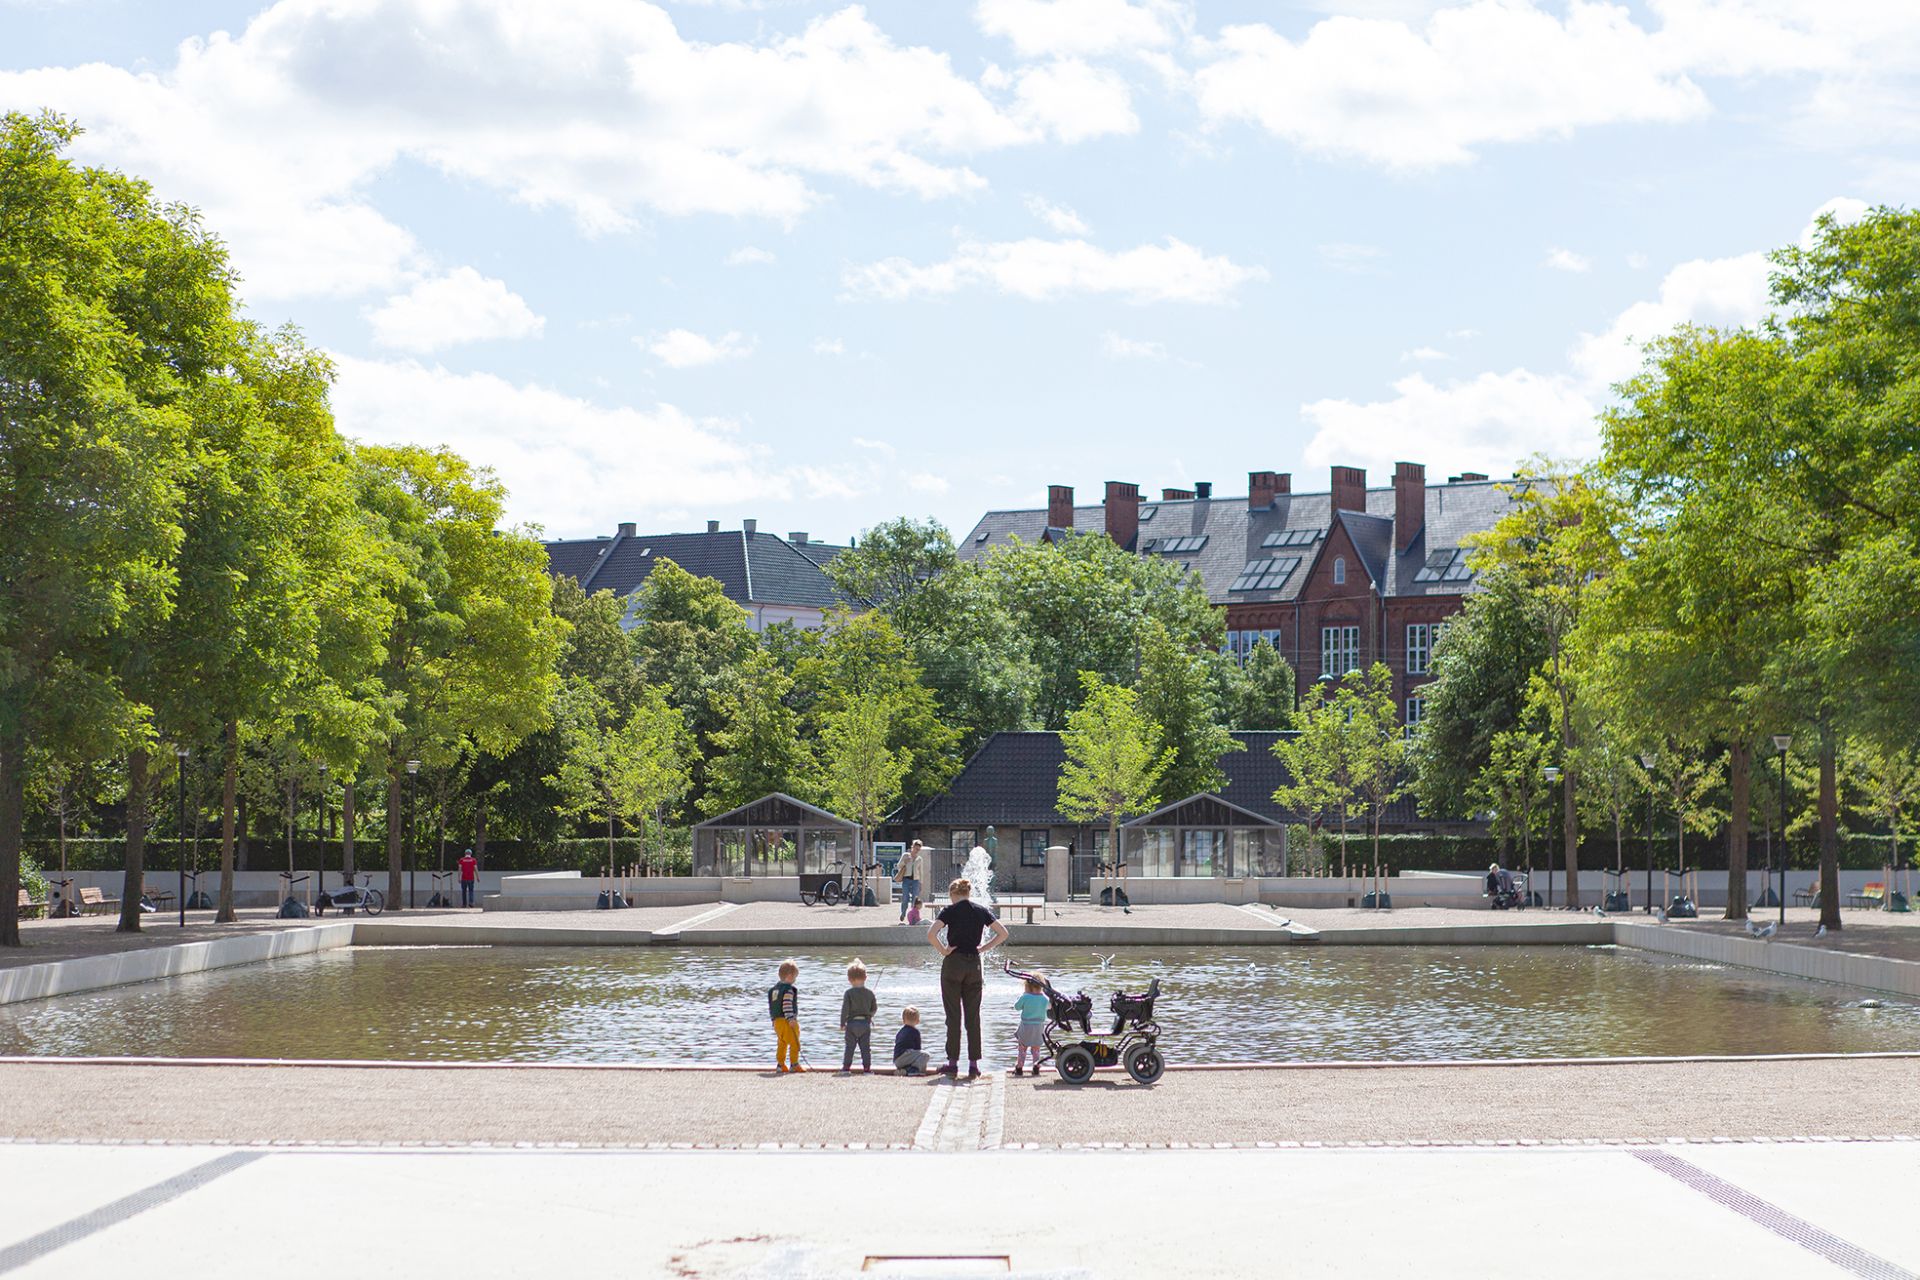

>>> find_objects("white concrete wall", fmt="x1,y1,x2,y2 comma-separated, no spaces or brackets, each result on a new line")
0,922,354,1006
39,869,526,911
1616,921,1920,998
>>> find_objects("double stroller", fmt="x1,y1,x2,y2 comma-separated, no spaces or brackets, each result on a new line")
1003,960,1166,1085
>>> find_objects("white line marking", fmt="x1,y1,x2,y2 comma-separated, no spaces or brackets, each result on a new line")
659,902,744,934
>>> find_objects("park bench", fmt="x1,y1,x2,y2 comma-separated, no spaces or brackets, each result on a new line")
1792,885,1819,908
1848,883,1886,909
16,888,46,919
996,893,1047,925
77,886,119,915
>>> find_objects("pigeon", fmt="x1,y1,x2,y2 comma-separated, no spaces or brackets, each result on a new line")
1091,953,1115,969
1814,924,1828,939
1592,905,1609,919
1653,907,1669,924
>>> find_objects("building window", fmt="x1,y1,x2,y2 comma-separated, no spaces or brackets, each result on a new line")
1333,557,1346,585
1407,623,1432,675
1021,829,1049,868
1320,625,1358,676
1406,695,1426,726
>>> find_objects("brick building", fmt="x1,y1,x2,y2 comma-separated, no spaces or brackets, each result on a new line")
958,464,1519,724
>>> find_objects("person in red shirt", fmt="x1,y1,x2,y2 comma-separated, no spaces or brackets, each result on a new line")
458,849,479,908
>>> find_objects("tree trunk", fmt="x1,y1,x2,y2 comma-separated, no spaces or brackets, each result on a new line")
0,723,25,947
285,776,297,879
473,796,489,862
1818,724,1842,931
1724,740,1750,921
341,781,356,879
217,720,239,923
117,747,150,933
386,767,404,910
236,788,250,872
1559,691,1582,908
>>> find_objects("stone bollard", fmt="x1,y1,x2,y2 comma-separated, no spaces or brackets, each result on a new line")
1044,846,1070,909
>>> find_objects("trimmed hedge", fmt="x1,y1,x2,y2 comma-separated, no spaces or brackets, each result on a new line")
22,832,697,877
1285,831,1909,874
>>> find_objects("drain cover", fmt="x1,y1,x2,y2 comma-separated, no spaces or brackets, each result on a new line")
862,1257,1010,1274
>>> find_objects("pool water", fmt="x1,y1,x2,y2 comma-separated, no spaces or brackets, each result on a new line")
2,944,1914,1066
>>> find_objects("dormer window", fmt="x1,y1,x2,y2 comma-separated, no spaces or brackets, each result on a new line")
1333,557,1346,585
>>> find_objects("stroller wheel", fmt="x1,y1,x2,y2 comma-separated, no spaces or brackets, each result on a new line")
1123,1042,1164,1085
1056,1046,1096,1085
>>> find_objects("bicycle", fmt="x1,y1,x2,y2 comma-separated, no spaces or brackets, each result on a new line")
314,870,385,916
799,860,847,907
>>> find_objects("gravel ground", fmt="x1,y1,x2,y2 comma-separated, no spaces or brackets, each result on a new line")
4,1055,1914,1149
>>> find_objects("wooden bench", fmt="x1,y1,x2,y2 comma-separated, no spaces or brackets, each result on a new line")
996,894,1047,925
1792,885,1819,908
77,886,120,915
16,888,46,919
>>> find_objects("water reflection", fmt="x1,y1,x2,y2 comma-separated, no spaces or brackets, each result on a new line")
2,944,1915,1065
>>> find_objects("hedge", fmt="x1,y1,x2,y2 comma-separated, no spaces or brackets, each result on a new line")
1283,831,1910,874
21,832,697,877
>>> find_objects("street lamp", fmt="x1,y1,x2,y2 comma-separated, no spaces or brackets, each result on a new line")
1773,734,1792,927
175,746,190,928
1543,766,1562,909
1638,752,1658,915
315,763,329,907
406,760,420,910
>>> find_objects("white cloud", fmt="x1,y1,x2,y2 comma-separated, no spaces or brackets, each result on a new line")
906,471,952,494
1318,242,1387,273
1445,327,1480,340
365,267,544,352
1009,59,1139,142
811,337,847,356
1194,3,1707,168
1026,195,1089,235
1544,247,1591,273
643,329,757,367
1102,331,1168,360
850,436,896,456
974,0,1187,59
1569,251,1771,389
1399,346,1449,362
1303,369,1599,477
1626,251,1649,269
725,246,777,266
328,356,785,535
845,235,1266,304
0,1,1131,301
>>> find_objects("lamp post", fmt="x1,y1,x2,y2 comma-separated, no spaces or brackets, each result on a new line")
1543,766,1562,909
406,760,420,910
315,764,328,906
1639,752,1657,914
1773,735,1791,927
175,746,190,928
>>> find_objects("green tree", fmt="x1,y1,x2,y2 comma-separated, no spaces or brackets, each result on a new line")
791,611,961,804
1571,717,1647,886
986,532,1220,729
1340,665,1407,871
1230,640,1296,730
820,694,911,869
1408,570,1548,819
1273,686,1360,875
1056,674,1171,872
1468,462,1621,908
1134,621,1242,803
1845,739,1920,884
356,445,566,908
1473,730,1554,880
703,649,814,814
626,558,756,806
612,686,695,873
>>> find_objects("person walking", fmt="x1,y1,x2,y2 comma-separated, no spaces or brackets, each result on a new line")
925,877,1009,1078
458,848,478,908
896,840,924,923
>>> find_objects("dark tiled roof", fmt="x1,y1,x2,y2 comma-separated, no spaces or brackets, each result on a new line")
544,528,849,612
957,480,1521,604
908,730,1427,828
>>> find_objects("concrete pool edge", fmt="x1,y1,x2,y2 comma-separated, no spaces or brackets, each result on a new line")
0,922,355,1007
1616,921,1920,999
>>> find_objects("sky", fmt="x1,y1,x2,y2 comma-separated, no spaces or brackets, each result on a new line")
2,0,1915,544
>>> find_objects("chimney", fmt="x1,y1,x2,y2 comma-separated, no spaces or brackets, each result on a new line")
1248,470,1291,510
1393,461,1426,551
1104,480,1141,549
789,531,809,545
1194,481,1213,500
1161,487,1195,501
1331,465,1367,514
742,518,757,537
1449,471,1488,483
706,520,720,533
1047,484,1075,529
617,521,637,537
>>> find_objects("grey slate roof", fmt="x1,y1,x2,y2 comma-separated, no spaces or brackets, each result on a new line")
544,528,850,613
957,480,1521,605
906,730,1424,828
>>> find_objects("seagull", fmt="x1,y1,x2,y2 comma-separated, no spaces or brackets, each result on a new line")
1859,998,1884,1009
1091,953,1115,969
1653,907,1669,924
1592,905,1609,919
1747,920,1777,941
1814,924,1828,939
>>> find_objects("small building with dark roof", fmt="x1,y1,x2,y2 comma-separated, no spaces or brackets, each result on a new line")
958,464,1522,723
544,519,853,632
899,730,1432,896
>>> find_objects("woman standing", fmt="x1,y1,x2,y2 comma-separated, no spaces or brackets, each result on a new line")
896,840,923,923
925,877,1009,1078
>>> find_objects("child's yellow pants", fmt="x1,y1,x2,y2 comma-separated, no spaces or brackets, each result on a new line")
774,1018,800,1070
